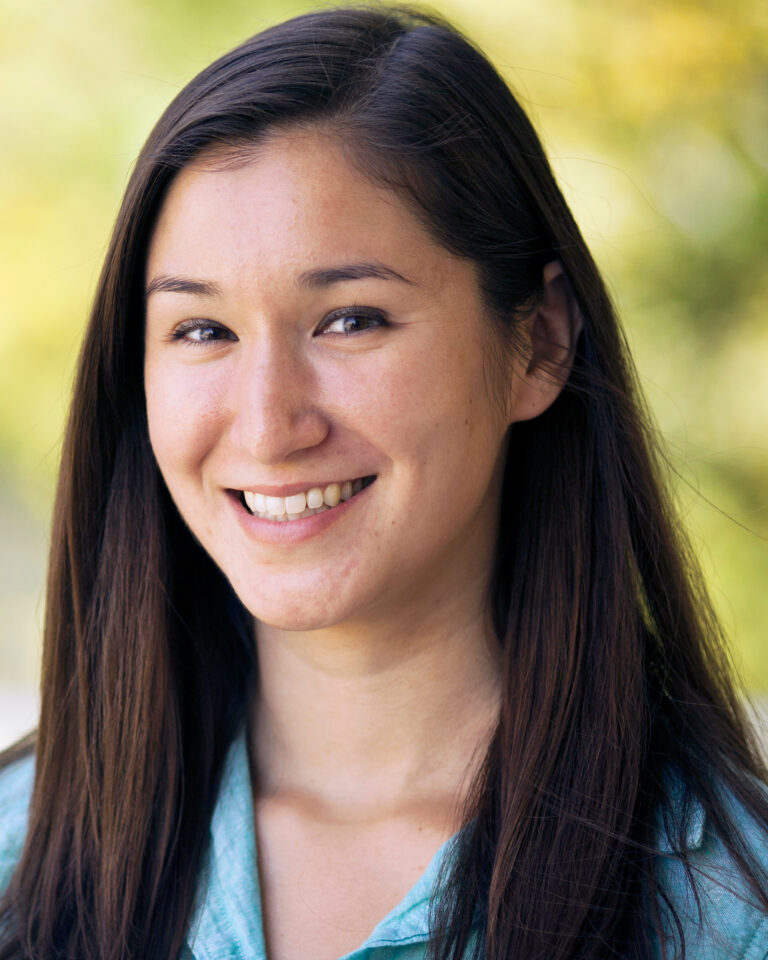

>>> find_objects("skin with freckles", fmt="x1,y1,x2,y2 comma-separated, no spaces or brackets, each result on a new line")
144,130,579,960
144,131,569,639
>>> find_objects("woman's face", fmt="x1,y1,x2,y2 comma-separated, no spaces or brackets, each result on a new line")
144,131,523,633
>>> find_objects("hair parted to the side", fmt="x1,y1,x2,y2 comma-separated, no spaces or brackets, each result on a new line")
2,6,767,959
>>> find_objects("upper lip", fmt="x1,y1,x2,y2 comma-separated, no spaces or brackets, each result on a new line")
228,476,374,498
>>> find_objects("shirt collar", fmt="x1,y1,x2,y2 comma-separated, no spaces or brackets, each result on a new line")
184,728,268,960
657,777,706,854
184,729,460,960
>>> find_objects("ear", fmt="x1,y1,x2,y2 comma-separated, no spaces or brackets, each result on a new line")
507,260,583,423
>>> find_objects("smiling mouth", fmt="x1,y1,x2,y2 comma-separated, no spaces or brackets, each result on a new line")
238,476,376,522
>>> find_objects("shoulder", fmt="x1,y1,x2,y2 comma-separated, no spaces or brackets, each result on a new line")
0,748,35,895
656,779,768,960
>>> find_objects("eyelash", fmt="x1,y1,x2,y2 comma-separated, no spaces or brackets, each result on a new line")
316,307,389,336
168,321,234,345
168,307,389,345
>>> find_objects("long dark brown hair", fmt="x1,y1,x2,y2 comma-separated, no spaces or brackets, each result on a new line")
1,6,766,958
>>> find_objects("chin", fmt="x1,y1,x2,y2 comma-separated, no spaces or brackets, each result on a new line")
233,583,355,633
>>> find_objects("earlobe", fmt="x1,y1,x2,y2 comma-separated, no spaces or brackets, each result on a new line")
508,259,583,423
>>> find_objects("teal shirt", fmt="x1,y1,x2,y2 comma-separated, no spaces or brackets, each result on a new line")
1,732,767,959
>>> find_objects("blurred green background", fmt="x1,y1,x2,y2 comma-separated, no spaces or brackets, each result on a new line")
1,0,766,739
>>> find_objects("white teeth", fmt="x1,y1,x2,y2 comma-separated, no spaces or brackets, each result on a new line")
284,492,307,515
242,477,373,519
306,487,324,509
323,483,341,507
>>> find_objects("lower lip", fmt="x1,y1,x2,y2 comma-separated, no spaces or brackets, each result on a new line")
227,482,375,545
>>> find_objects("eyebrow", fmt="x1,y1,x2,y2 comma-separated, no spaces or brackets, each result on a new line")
145,261,417,299
145,275,222,299
296,261,417,288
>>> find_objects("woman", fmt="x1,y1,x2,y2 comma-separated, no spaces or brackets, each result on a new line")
1,5,766,959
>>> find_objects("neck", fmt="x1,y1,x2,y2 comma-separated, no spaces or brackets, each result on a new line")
250,576,501,824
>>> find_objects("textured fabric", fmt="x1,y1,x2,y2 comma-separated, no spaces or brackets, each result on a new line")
654,782,768,960
0,750,34,899
1,733,767,959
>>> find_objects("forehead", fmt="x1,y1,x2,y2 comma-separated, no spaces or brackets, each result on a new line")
146,130,473,295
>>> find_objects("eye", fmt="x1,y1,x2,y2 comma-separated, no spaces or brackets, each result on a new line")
316,308,389,336
170,320,238,345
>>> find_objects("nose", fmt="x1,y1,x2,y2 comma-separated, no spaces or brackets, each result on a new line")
228,338,329,465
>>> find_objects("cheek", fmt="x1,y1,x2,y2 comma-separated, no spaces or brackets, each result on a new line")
144,361,225,481
378,339,497,450
347,337,502,496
